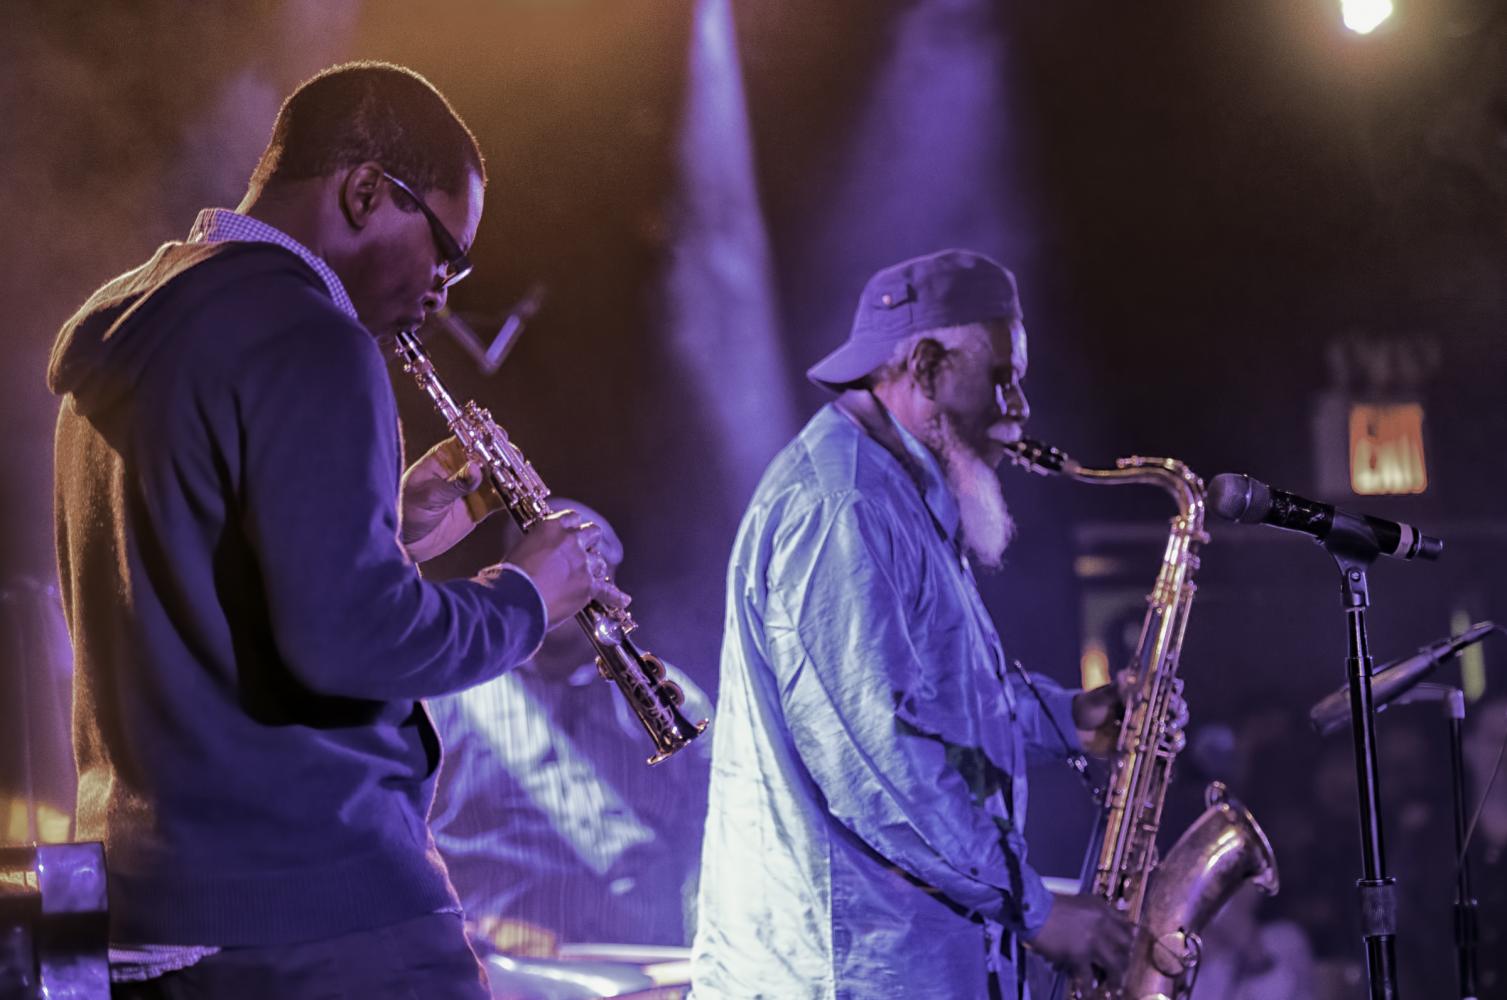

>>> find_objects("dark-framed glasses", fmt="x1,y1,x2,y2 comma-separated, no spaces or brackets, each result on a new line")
381,170,473,290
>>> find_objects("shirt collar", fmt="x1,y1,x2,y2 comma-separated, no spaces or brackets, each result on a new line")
884,408,961,547
186,208,358,321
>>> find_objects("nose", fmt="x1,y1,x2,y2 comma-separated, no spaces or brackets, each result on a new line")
421,278,447,314
996,382,1030,424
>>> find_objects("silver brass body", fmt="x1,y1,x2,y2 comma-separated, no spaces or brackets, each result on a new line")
395,330,707,764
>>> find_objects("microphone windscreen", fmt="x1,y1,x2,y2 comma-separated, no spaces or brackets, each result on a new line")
1208,473,1271,524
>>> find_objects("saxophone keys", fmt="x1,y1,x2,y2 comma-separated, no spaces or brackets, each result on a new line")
590,613,624,646
640,652,667,680
658,678,685,707
1147,928,1201,981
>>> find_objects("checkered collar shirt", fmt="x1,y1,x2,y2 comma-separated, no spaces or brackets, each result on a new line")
187,208,358,321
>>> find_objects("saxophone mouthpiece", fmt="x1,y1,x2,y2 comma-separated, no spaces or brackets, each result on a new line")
1004,438,1078,476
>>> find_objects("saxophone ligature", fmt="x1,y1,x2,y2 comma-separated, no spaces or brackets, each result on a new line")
395,329,708,765
1005,438,1278,1000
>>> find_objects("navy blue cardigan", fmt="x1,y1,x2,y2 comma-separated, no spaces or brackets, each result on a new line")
48,240,546,946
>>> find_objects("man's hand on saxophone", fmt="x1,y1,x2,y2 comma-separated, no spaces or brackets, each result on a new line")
505,509,630,630
399,435,500,562
1072,678,1127,758
396,435,627,627
1028,891,1134,987
1072,670,1188,758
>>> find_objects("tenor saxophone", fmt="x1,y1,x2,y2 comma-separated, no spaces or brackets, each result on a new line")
395,329,708,764
1006,439,1278,1000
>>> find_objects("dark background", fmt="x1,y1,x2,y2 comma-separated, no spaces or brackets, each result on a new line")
4,0,1506,993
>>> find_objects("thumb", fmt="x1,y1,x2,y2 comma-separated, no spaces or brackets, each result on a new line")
445,461,485,497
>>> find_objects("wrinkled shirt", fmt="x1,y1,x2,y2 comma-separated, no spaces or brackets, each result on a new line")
692,404,1081,1000
428,658,713,944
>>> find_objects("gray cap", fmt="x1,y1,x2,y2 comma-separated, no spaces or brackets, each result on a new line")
806,249,1020,392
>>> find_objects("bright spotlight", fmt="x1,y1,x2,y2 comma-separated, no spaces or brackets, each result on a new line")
1341,0,1395,34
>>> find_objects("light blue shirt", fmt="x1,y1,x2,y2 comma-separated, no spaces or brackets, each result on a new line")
692,403,1081,1000
428,658,713,943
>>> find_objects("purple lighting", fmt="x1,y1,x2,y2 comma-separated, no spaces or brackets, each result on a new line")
793,0,1039,338
661,0,796,509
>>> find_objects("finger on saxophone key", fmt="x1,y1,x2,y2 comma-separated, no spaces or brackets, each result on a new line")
1029,893,1133,983
566,517,630,609
591,575,631,611
503,510,599,629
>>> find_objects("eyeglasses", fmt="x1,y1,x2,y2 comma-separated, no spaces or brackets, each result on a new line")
381,170,473,290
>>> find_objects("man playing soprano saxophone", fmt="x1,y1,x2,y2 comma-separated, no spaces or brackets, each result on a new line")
49,63,618,999
692,250,1133,998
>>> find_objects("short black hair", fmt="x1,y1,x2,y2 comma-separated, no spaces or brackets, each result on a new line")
249,61,485,197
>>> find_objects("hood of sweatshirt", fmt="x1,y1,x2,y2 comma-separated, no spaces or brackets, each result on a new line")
47,240,316,416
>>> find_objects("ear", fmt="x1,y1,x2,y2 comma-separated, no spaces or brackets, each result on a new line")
338,161,388,231
907,337,948,399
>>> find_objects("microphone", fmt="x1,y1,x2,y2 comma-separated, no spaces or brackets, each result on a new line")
1208,473,1443,561
1309,621,1497,736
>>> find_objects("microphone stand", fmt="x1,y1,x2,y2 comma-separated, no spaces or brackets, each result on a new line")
1443,688,1480,1000
1383,683,1480,999
1325,511,1402,1000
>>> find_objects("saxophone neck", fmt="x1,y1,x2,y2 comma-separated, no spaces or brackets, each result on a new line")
1005,438,1206,526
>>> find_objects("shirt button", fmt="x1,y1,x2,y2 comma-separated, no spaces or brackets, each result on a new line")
881,293,893,306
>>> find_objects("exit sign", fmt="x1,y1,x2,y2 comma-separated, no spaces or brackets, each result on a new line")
1350,402,1427,495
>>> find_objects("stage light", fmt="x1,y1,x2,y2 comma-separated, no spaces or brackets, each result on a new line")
1341,0,1395,34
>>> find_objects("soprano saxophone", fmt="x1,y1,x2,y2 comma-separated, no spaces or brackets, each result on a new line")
395,329,708,764
1006,439,1277,1000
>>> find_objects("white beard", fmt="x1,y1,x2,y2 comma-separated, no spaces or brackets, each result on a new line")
928,414,1015,570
